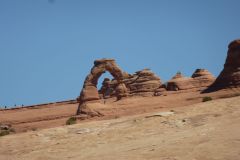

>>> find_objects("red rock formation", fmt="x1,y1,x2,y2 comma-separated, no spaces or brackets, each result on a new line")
77,56,220,116
191,69,215,88
99,69,163,97
167,69,215,91
206,40,240,91
125,69,162,96
99,78,112,98
77,59,128,115
172,72,184,79
167,72,193,91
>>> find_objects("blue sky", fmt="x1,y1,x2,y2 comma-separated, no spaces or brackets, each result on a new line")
0,0,240,107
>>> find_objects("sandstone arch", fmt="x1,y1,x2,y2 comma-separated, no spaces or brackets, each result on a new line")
77,59,128,115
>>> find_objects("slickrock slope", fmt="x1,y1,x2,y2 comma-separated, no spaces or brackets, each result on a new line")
1,88,240,133
1,96,240,160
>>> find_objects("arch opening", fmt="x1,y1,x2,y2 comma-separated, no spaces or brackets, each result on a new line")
97,72,115,99
97,72,113,90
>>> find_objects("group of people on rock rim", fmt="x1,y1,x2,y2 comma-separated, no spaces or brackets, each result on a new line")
0,104,25,109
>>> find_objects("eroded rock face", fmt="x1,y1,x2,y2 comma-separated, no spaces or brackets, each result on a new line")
77,58,218,116
167,73,193,91
167,69,215,91
80,59,128,102
207,40,240,90
125,69,163,96
99,69,163,97
191,69,216,89
192,69,214,78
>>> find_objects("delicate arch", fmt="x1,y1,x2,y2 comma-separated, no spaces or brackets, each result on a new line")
78,59,128,106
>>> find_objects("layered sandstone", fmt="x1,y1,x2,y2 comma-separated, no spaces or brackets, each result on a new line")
99,69,163,97
167,69,215,91
191,69,216,88
125,69,162,96
166,72,193,91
